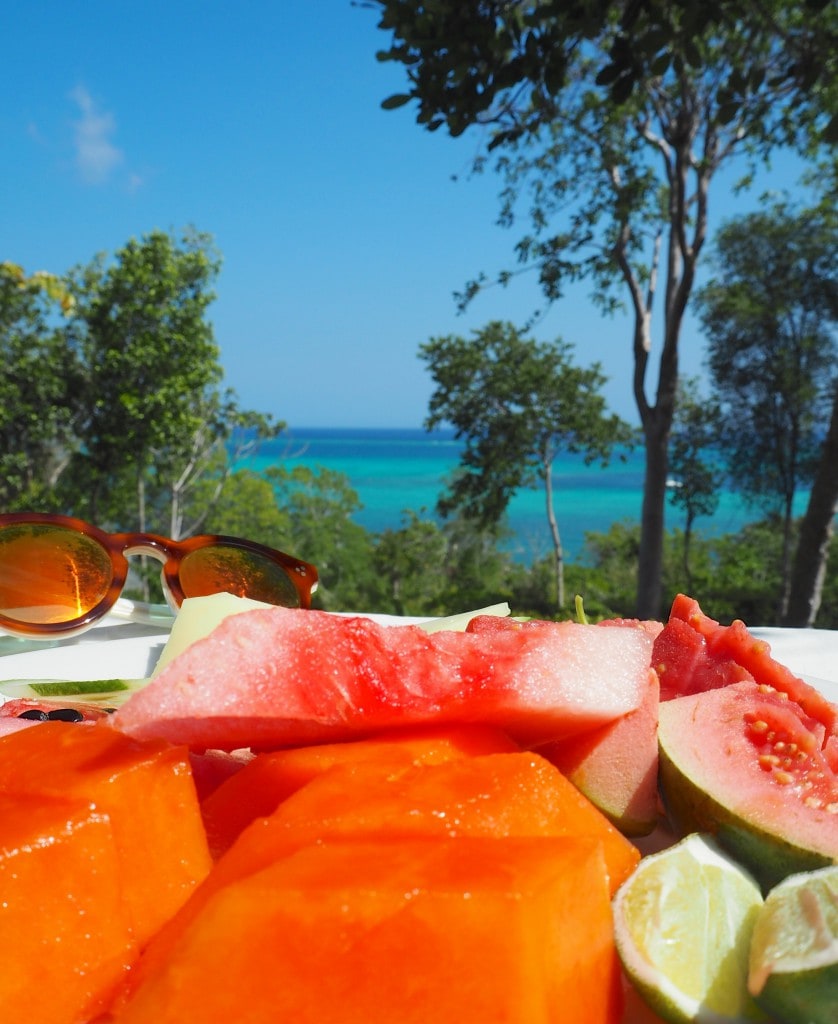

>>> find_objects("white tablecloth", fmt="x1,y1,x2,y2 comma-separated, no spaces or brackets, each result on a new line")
750,627,838,694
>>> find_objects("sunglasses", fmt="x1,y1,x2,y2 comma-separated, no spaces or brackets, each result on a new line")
0,512,318,639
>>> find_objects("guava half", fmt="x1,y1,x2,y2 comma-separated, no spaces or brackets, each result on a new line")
658,680,838,892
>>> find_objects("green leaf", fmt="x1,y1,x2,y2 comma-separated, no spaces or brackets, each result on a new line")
380,92,412,110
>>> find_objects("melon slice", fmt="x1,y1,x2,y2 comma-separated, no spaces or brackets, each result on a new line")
658,680,838,891
538,668,660,836
468,615,661,836
110,606,652,752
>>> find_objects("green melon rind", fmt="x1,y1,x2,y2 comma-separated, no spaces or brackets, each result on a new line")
657,744,833,894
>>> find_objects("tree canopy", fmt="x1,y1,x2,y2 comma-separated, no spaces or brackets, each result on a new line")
365,0,836,617
420,320,635,609
0,262,82,510
695,201,838,617
366,0,837,143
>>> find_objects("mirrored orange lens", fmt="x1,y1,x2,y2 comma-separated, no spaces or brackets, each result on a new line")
178,545,301,607
0,524,114,625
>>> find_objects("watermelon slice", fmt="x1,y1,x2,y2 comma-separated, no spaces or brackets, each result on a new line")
653,594,836,730
467,615,662,836
110,607,653,752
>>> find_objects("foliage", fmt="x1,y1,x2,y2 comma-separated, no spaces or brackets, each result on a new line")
437,513,520,612
0,263,82,510
365,1,837,143
576,521,644,617
60,228,224,526
199,468,292,544
367,1,832,619
158,397,284,540
266,465,376,612
370,510,450,615
420,320,635,610
695,200,838,616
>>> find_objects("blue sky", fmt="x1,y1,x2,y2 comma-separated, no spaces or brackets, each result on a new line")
1,2,813,429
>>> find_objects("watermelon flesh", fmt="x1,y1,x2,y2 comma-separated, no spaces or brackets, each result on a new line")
467,615,662,836
109,607,652,752
653,594,836,731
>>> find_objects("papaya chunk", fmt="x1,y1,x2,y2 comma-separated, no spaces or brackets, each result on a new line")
201,722,519,858
0,794,136,1024
108,837,623,1024
0,721,212,946
114,750,638,1011
214,751,640,896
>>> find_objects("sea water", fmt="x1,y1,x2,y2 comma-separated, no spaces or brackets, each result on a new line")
240,426,797,563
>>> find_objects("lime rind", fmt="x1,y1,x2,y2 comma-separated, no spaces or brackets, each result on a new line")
613,833,767,1024
748,866,838,1024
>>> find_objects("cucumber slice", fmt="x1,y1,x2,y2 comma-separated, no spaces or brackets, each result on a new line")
0,677,149,708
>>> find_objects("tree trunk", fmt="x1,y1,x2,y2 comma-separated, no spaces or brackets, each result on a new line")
636,414,670,619
778,490,795,621
682,509,695,595
543,459,565,612
784,381,838,627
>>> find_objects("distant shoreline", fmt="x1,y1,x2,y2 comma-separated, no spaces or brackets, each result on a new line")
238,426,816,563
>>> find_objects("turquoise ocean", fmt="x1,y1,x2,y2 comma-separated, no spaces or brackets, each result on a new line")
242,427,806,563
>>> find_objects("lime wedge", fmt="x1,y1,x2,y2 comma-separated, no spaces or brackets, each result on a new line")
748,865,838,1024
612,832,767,1023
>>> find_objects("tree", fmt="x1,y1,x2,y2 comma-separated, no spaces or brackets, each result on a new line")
366,1,834,617
365,1,838,142
158,394,283,541
266,465,376,611
61,228,224,527
0,262,81,509
371,510,449,615
784,378,838,626
420,321,635,611
695,202,838,617
667,380,724,592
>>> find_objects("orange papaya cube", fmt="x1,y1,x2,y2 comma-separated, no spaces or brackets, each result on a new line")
202,722,519,858
110,837,623,1024
0,721,211,946
238,751,641,893
0,794,136,1024
116,750,639,1009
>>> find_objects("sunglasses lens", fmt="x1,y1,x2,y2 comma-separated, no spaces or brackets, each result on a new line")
179,545,302,608
0,524,113,626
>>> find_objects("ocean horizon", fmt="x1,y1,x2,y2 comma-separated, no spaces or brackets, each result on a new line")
240,426,809,563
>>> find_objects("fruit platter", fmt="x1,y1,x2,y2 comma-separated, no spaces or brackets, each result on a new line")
0,594,835,1024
